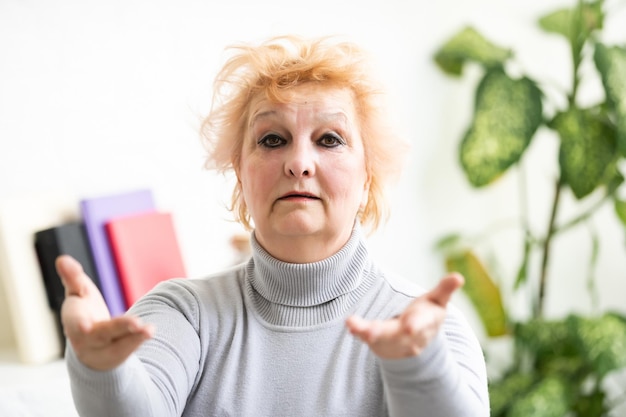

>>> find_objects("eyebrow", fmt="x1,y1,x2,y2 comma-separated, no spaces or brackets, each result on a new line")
249,110,278,127
318,111,349,125
249,109,350,127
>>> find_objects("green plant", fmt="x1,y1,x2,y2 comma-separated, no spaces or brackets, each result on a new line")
432,1,626,415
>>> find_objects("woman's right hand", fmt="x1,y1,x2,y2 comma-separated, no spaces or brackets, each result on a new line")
55,255,154,371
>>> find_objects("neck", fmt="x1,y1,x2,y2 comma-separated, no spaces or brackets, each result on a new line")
247,223,375,326
254,225,355,263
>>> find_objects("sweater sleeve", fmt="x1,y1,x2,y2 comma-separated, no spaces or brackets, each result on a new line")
379,307,490,417
66,280,202,417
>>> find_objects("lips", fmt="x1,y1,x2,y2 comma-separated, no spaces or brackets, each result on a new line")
279,192,320,200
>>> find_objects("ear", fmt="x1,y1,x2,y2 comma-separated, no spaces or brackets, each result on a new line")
359,175,371,211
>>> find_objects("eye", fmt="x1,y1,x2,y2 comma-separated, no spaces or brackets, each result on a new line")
258,134,285,148
318,133,346,148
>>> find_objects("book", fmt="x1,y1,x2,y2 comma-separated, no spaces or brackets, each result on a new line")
34,222,100,313
80,189,155,316
0,192,78,364
106,211,186,307
0,277,16,354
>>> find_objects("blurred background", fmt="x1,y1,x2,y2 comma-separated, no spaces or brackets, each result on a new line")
1,0,625,350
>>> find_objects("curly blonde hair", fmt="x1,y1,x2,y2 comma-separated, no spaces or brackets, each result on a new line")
201,35,407,232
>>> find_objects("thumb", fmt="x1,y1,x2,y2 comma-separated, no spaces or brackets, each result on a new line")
427,273,464,307
55,254,91,297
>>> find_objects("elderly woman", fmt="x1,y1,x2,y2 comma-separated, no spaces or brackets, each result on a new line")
57,35,489,416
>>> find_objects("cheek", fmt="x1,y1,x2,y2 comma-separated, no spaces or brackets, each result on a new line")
237,161,255,200
239,159,273,204
241,168,257,195
332,158,369,203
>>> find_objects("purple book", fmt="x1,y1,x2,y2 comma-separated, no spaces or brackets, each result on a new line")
80,189,155,316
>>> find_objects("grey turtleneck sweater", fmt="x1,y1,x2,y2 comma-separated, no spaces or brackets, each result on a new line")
66,226,490,416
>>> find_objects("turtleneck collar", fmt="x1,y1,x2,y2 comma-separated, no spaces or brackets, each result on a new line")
245,224,376,327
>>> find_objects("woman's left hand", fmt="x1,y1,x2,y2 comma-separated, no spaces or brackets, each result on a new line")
345,273,464,359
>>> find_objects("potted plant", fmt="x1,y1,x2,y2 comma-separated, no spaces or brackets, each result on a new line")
432,1,626,415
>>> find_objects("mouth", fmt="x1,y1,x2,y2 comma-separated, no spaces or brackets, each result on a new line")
278,192,320,201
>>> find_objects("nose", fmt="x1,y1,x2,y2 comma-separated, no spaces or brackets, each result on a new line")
284,141,315,178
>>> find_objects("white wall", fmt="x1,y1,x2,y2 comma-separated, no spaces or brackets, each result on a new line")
1,0,625,345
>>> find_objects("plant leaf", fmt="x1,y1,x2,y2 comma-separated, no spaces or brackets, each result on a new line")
433,26,511,76
445,250,508,337
489,372,535,417
569,314,626,377
513,233,532,291
538,8,573,37
551,108,617,199
594,43,626,156
573,390,607,417
607,168,625,194
460,69,543,187
507,376,572,417
615,198,626,226
433,232,464,253
538,2,604,40
515,319,581,370
607,311,626,325
586,227,600,311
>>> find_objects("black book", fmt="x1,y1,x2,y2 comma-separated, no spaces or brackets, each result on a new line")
34,222,101,351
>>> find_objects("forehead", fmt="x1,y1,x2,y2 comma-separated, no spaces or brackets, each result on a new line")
248,84,358,126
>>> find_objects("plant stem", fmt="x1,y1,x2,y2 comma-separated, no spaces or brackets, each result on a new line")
554,186,615,235
568,1,583,107
537,0,586,317
537,177,562,318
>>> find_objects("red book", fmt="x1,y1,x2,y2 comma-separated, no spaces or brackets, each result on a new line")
106,211,187,307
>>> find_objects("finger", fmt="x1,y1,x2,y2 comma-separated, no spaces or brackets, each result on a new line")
346,316,401,344
60,296,98,336
427,273,464,307
106,329,154,359
55,254,93,297
346,315,368,335
85,316,153,348
77,325,154,371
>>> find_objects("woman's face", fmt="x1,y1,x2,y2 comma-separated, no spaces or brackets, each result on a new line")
238,83,370,261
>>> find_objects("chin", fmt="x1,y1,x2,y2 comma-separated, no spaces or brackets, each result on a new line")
272,215,325,237
276,223,323,237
